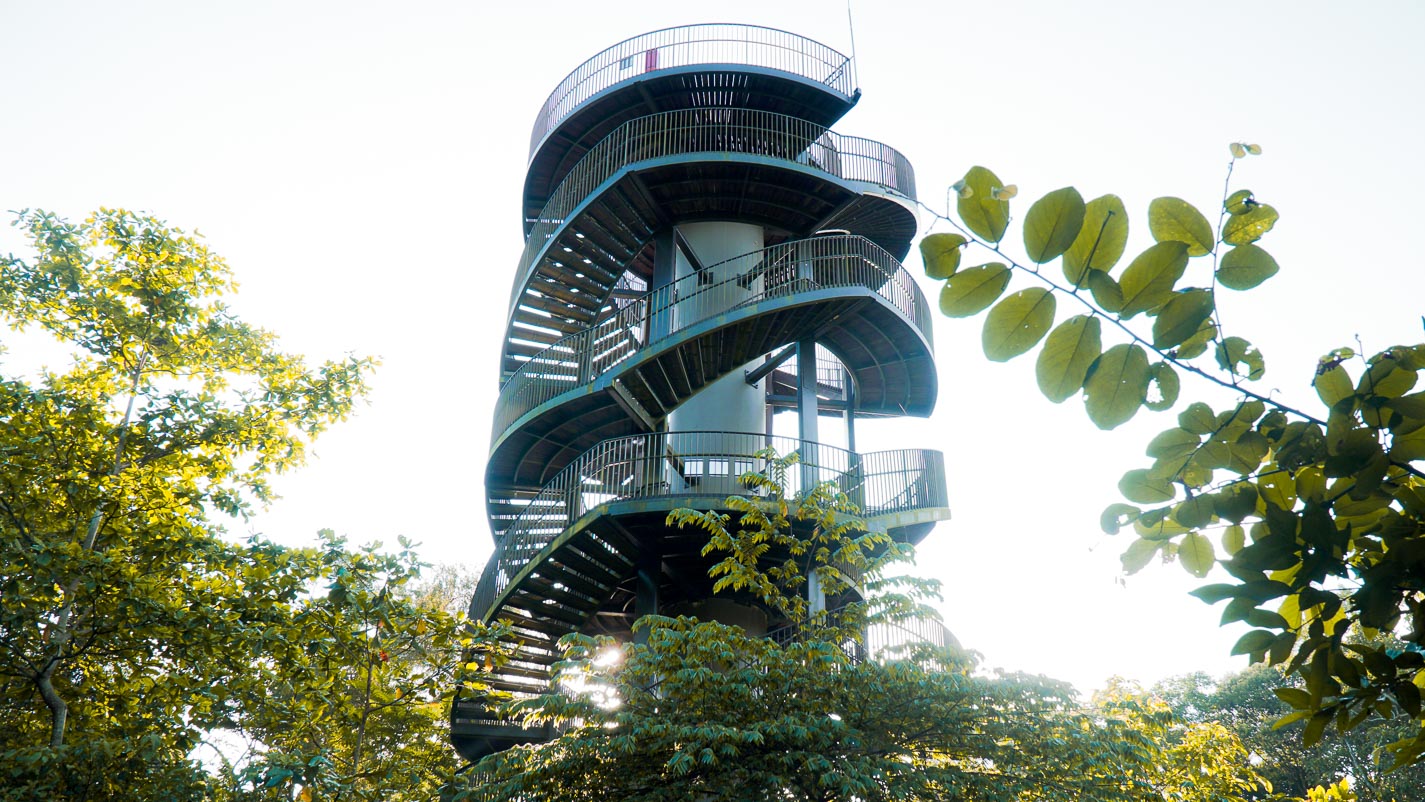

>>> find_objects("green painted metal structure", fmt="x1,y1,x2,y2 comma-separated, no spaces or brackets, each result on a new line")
454,24,952,762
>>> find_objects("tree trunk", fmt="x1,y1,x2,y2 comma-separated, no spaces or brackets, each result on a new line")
36,671,68,749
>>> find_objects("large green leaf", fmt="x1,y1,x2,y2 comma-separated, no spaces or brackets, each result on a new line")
1225,189,1255,214
1101,503,1142,534
939,263,1010,317
1217,244,1279,290
1178,402,1217,434
1085,270,1125,313
1231,629,1278,656
1148,197,1214,257
1216,336,1266,380
1314,365,1354,407
1084,343,1150,429
1174,318,1216,359
1121,538,1162,573
1120,468,1174,503
1023,187,1085,264
1118,241,1189,318
1145,362,1181,411
1035,315,1101,403
919,233,966,280
1223,203,1279,245
956,166,1010,243
1152,289,1215,349
1063,194,1128,284
982,288,1056,362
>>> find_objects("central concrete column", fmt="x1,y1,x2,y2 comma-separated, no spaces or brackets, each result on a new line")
667,222,768,496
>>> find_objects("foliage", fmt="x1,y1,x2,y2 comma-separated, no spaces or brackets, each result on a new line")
207,534,479,802
1156,665,1425,802
920,151,1425,766
1094,678,1272,802
0,209,478,799
665,449,939,634
456,458,1268,802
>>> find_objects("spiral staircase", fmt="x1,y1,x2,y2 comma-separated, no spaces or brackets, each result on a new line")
453,24,952,762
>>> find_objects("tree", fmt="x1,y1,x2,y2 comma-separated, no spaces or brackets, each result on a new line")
1155,665,1425,802
201,533,481,802
1093,678,1272,802
454,454,1259,802
0,208,378,797
917,151,1425,766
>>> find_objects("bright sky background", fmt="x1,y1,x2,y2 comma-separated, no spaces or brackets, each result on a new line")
3,0,1423,694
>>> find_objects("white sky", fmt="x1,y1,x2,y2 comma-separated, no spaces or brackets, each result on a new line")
3,0,1422,694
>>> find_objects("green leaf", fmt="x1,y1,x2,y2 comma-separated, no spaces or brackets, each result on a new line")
1303,710,1333,747
1314,365,1354,407
1119,241,1190,318
1222,523,1246,555
1216,336,1266,380
1231,629,1278,656
1223,203,1280,245
1178,402,1216,434
939,263,1010,317
1225,189,1255,215
1174,318,1216,359
1214,483,1259,523
919,233,966,280
956,166,1010,243
1274,687,1312,708
1121,538,1161,574
1084,344,1150,428
1217,244,1280,290
1101,503,1142,535
1174,496,1216,528
1035,315,1101,403
1145,362,1180,412
1146,428,1200,461
1120,468,1174,504
1063,194,1128,284
1148,196,1214,257
1191,583,1240,604
1179,532,1216,577
1085,270,1124,313
1023,187,1085,264
1151,289,1214,350
982,288,1056,362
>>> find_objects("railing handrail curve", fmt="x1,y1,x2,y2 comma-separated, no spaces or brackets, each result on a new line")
509,107,917,314
473,431,947,622
528,23,856,160
494,234,931,439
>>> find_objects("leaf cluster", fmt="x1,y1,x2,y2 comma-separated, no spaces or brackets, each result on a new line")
921,160,1425,767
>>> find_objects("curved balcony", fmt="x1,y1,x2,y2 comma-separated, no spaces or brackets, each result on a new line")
505,109,918,363
528,24,856,161
496,234,930,442
471,431,949,626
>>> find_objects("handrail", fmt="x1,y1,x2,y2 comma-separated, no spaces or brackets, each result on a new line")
495,234,931,437
528,24,856,160
765,609,961,663
472,432,947,622
510,107,917,310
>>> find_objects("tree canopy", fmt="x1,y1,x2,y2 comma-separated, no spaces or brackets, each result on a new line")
0,209,477,800
455,456,1277,802
919,150,1425,768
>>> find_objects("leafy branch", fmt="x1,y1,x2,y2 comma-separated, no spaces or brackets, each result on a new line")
915,150,1425,767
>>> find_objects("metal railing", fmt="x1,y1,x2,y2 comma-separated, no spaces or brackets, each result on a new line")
765,609,961,664
473,432,947,622
528,24,856,160
511,107,917,310
495,235,930,437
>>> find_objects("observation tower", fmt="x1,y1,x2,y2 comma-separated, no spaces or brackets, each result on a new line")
453,24,951,761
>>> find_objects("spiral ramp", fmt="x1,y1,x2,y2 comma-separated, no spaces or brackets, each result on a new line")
454,25,952,762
